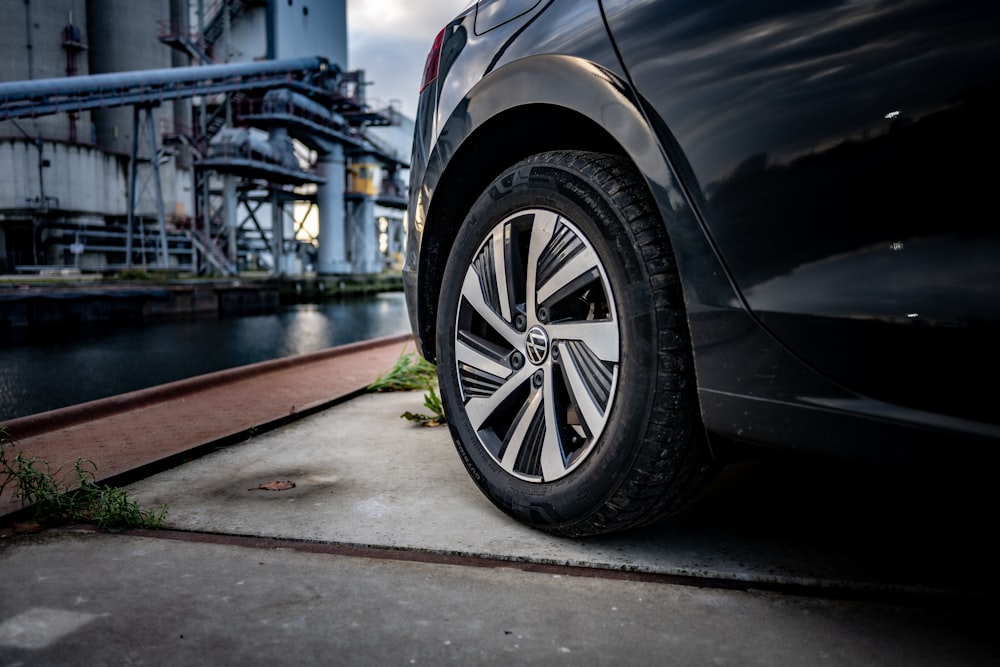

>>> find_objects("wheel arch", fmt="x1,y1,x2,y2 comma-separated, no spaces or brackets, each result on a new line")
414,55,715,362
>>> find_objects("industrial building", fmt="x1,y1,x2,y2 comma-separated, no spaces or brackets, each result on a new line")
0,0,408,278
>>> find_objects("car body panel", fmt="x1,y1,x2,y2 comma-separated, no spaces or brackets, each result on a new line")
602,0,1000,426
404,0,1000,461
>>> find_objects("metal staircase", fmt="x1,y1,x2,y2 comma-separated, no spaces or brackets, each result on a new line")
202,0,263,53
158,0,264,64
187,227,238,275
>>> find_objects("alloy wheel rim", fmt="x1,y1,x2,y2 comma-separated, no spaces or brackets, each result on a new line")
454,208,620,482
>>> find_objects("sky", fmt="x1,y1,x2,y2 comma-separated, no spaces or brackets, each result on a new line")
347,0,472,117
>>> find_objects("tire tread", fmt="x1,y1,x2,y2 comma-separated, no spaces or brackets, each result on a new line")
537,151,715,537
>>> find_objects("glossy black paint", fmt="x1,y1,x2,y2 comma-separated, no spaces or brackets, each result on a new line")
603,0,1000,427
404,0,1000,459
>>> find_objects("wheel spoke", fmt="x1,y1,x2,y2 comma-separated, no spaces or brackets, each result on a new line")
524,210,561,316
536,246,601,306
539,372,569,480
460,268,521,348
465,365,532,430
456,333,510,381
490,225,513,322
547,320,619,363
498,385,544,474
557,340,616,437
529,213,603,309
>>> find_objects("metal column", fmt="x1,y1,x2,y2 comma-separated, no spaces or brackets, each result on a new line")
126,105,169,269
349,153,380,275
316,143,350,274
271,189,284,275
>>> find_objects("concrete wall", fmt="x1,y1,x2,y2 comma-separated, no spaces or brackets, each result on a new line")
225,1,347,69
226,5,269,63
0,0,93,143
0,138,190,219
274,0,347,69
87,0,175,158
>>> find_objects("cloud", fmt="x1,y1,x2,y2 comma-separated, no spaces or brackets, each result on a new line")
347,0,471,116
348,0,470,40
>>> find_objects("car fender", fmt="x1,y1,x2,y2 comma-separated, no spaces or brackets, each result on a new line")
419,52,750,337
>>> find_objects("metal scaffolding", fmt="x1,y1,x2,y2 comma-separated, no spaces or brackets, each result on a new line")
0,52,407,276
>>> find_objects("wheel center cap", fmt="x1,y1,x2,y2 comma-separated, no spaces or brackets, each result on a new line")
524,325,550,365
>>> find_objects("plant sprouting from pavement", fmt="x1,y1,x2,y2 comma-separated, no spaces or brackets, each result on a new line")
369,349,446,426
401,384,446,426
0,426,167,529
367,349,438,392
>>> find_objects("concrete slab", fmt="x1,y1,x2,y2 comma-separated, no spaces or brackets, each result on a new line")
2,530,990,667
122,391,993,598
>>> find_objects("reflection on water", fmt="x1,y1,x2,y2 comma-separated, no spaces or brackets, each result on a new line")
0,292,410,422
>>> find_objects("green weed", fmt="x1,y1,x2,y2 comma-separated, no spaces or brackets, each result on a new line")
0,427,167,529
369,349,447,426
400,384,446,426
367,349,438,392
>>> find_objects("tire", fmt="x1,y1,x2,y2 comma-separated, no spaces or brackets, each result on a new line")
435,150,714,536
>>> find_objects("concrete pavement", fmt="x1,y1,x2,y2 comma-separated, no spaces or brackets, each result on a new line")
0,346,995,665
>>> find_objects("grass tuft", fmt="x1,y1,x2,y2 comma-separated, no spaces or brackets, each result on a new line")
369,349,447,426
1,427,168,529
367,349,438,392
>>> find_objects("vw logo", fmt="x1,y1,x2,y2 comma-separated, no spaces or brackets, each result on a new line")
524,326,550,365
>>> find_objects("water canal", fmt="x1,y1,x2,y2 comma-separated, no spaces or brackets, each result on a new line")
0,292,411,422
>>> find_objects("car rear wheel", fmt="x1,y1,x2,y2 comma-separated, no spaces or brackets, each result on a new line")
435,150,714,536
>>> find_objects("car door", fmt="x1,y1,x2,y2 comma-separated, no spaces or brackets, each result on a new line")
602,0,1000,426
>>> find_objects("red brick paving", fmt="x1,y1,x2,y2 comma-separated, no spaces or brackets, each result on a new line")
1,334,415,517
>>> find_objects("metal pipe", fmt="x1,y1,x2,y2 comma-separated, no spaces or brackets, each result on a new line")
1,56,328,98
0,56,332,120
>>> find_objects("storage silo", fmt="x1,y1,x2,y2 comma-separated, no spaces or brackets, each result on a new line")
272,0,347,68
0,0,92,143
86,0,193,234
86,0,174,157
0,0,101,272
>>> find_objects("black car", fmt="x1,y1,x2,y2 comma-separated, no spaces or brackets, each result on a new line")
402,0,1000,536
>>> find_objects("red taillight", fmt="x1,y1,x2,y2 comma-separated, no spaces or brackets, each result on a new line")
420,28,446,92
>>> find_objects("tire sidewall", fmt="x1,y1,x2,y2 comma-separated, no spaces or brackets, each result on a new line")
436,156,661,529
